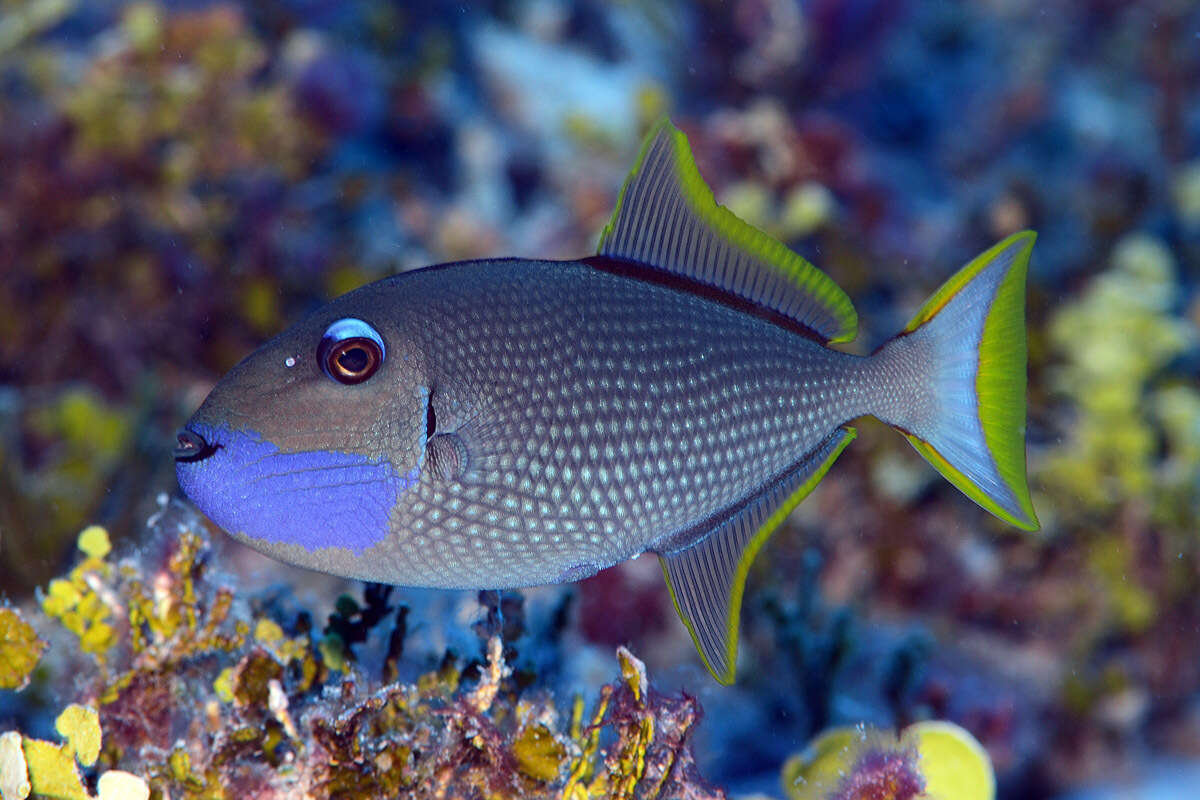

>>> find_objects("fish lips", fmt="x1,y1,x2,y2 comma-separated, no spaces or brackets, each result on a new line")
174,426,220,463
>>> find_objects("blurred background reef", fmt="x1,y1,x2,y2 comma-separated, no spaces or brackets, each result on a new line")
0,0,1198,798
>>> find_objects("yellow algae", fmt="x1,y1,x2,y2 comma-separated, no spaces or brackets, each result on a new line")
513,724,565,782
53,705,100,767
20,739,87,800
781,726,861,798
77,526,111,560
0,609,45,691
1041,232,1195,515
783,721,994,800
254,618,284,646
121,3,162,54
781,181,835,237
913,721,995,800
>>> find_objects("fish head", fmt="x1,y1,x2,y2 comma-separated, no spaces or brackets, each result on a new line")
175,293,430,572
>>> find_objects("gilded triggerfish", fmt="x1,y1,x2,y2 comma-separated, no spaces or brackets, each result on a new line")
176,120,1038,683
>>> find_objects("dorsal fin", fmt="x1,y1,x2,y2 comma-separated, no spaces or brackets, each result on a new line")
598,120,857,343
657,427,856,683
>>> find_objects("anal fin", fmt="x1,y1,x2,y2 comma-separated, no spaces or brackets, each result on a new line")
658,427,856,684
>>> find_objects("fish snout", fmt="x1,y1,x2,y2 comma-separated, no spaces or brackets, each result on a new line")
174,428,217,462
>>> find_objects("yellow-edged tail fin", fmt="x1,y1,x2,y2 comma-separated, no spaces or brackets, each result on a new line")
879,231,1039,530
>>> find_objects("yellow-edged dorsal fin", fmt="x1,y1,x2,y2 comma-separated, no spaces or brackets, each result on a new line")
598,120,857,344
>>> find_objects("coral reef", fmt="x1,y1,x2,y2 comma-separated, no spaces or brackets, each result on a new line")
1,502,721,799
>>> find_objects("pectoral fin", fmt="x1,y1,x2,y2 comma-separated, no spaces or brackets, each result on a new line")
658,427,856,684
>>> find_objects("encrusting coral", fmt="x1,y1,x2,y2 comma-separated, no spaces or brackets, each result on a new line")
1,500,722,799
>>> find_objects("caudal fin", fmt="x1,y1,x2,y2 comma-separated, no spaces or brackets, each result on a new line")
874,231,1039,531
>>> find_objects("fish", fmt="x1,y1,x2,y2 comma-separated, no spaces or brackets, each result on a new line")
175,120,1038,684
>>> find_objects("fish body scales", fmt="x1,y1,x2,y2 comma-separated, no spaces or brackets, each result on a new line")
380,258,864,589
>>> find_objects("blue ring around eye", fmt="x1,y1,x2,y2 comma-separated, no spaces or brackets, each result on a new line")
318,318,387,384
322,318,386,355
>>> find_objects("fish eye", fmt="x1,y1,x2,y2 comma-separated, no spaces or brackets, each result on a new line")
318,318,385,385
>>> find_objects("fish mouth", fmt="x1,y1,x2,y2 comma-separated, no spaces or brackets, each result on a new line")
174,427,220,463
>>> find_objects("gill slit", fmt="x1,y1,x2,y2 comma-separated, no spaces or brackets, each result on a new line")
415,385,433,473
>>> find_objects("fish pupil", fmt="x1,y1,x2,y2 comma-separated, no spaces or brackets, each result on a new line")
337,345,369,373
